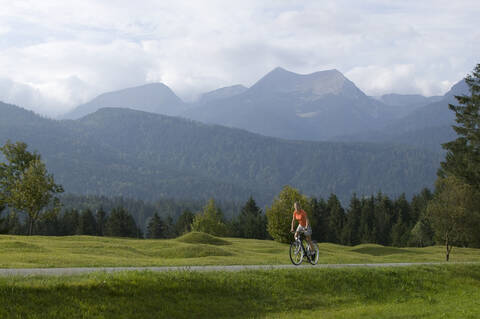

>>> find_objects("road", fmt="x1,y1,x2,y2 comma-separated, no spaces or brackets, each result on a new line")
0,262,470,276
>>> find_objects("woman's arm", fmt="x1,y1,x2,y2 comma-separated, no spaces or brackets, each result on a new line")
291,214,295,232
305,215,310,228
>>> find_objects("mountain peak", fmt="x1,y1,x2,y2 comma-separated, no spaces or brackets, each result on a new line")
63,82,185,119
250,67,356,98
445,79,469,98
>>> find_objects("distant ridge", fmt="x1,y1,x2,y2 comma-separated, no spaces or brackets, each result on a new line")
198,85,248,104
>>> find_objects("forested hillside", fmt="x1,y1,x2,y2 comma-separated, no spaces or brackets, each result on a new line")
0,102,442,205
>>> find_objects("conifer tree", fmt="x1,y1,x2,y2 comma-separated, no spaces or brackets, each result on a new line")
341,194,362,245
439,64,480,190
77,209,97,235
105,207,138,238
237,196,267,239
96,207,107,236
325,194,345,244
146,212,165,239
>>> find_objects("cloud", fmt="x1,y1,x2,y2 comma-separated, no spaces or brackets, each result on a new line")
0,0,478,116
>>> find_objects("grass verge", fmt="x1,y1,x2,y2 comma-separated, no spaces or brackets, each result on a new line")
0,265,479,318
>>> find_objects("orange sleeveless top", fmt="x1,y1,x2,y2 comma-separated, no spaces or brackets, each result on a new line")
294,209,307,227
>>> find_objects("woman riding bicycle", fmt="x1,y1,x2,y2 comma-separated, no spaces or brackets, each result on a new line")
290,202,315,255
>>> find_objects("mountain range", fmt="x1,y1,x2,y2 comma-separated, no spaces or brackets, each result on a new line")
2,66,470,205
0,102,442,205
63,67,467,148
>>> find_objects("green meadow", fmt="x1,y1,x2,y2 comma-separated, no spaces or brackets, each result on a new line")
1,233,480,318
1,232,480,268
1,265,479,318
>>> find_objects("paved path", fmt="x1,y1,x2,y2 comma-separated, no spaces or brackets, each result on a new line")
0,262,474,276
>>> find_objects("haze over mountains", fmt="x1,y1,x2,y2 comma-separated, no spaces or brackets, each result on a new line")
63,67,467,147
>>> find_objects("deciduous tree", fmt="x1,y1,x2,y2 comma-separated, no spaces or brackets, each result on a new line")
427,176,479,261
191,199,228,236
266,186,310,243
0,141,63,235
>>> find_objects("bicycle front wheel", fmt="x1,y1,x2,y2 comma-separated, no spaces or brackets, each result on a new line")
308,242,319,265
289,241,303,265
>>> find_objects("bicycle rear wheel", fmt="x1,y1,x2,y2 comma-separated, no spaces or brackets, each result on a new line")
289,241,303,265
308,241,319,265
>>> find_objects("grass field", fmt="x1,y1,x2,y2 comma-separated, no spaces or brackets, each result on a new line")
1,232,480,268
1,264,479,318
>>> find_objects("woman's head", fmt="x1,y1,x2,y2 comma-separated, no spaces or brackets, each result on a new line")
294,201,301,211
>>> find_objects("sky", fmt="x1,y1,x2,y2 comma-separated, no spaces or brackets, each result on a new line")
0,0,479,117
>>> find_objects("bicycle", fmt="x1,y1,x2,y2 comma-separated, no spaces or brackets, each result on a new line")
289,231,319,265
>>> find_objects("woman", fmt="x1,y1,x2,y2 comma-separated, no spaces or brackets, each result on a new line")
290,202,315,255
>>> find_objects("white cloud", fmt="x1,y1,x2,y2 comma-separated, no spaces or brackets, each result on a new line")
0,0,478,116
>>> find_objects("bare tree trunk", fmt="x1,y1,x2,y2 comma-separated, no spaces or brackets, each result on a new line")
28,218,34,236
445,232,452,262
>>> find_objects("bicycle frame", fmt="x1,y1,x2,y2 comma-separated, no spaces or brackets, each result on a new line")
294,233,312,262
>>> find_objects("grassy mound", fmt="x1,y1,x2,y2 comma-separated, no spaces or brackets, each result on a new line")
351,244,417,256
155,245,233,259
176,232,231,246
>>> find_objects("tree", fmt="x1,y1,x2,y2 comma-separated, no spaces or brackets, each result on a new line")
341,194,362,246
96,207,107,236
427,176,479,261
146,212,165,239
408,189,434,247
163,215,176,238
236,196,267,239
105,207,139,238
0,203,5,233
60,209,80,235
77,209,97,235
325,194,345,244
176,209,194,235
10,159,63,235
359,196,376,243
191,199,228,236
266,186,310,243
0,141,63,235
373,193,395,246
391,194,411,247
309,197,328,242
409,217,435,247
439,64,480,190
